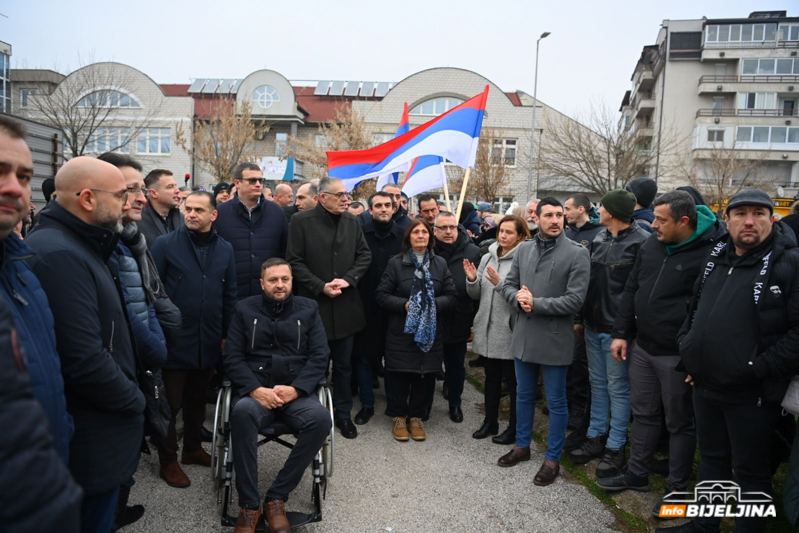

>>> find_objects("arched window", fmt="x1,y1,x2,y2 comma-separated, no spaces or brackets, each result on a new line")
410,97,464,116
252,85,280,109
77,90,140,108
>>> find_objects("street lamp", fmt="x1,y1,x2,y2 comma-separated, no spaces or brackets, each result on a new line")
525,31,550,202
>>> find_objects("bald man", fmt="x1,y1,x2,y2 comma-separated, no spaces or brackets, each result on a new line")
274,183,294,207
26,157,146,533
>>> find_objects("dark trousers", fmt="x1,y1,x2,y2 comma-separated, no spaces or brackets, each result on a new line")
626,344,695,489
81,487,120,533
566,334,590,410
389,372,435,419
231,396,331,506
484,358,516,429
353,320,392,408
692,387,780,533
153,367,214,465
328,336,354,421
426,341,467,411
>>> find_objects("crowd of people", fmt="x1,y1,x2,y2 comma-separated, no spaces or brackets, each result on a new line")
2,109,799,533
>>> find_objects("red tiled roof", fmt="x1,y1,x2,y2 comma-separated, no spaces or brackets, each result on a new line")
161,84,191,97
505,92,522,106
293,86,357,123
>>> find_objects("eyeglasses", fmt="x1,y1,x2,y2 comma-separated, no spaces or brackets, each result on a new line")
76,188,129,204
242,178,265,186
435,225,458,232
323,191,350,199
126,186,149,197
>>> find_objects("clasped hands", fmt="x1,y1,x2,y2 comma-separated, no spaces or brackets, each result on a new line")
516,285,533,312
250,385,299,410
322,278,350,298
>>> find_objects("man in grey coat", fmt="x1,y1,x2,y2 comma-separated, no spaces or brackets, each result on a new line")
497,197,590,487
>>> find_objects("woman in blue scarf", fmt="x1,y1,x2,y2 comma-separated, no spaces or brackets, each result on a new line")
376,219,457,442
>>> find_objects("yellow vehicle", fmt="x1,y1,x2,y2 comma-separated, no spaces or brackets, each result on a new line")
710,197,796,218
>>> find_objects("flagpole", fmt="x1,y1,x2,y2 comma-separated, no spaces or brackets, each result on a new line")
442,174,452,212
455,167,471,220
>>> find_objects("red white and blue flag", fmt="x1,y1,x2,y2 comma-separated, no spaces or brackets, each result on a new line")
400,155,448,198
329,86,489,190
375,102,410,190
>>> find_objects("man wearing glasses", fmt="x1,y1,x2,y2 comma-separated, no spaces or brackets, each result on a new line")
27,157,146,533
286,177,372,439
429,211,480,423
215,162,288,300
138,169,182,250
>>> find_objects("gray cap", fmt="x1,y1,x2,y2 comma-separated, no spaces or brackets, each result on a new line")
726,189,774,214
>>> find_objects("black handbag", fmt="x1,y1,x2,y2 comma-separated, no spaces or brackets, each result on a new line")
138,365,171,439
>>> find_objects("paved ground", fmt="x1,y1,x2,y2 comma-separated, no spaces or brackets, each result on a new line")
125,376,619,533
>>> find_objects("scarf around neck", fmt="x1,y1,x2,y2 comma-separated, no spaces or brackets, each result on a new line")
404,249,437,352
121,223,162,304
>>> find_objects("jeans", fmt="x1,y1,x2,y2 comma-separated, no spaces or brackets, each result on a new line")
484,358,516,429
328,336,354,421
691,388,779,533
81,487,120,533
152,367,214,465
626,344,695,488
585,326,630,450
389,372,434,419
231,396,331,506
515,359,569,461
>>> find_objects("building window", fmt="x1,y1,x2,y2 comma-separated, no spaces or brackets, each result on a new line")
489,138,517,166
0,53,9,113
137,128,171,155
410,97,464,116
705,23,777,45
252,85,279,110
20,88,39,107
77,90,141,108
85,128,131,153
669,32,702,58
779,24,799,41
736,125,799,144
315,134,328,148
707,129,725,142
742,58,799,75
275,133,288,157
738,93,777,110
372,133,394,146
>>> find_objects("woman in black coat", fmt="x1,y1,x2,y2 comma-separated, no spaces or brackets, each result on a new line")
375,219,457,442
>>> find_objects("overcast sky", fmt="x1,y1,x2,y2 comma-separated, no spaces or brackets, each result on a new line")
1,0,788,119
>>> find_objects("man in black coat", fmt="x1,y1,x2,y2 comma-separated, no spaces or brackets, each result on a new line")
430,211,481,423
26,157,146,533
286,177,371,439
137,169,183,249
214,162,288,300
224,258,331,533
352,191,404,425
0,296,82,533
151,192,237,489
659,190,799,533
357,183,411,231
601,192,727,505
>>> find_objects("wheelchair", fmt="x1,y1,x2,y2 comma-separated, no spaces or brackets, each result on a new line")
211,378,335,528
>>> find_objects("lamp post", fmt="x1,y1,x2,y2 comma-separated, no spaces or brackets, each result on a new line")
525,31,550,202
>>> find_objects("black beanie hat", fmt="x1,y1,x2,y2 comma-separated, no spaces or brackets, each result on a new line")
626,177,658,208
601,189,637,223
675,186,706,206
42,178,55,203
213,182,231,197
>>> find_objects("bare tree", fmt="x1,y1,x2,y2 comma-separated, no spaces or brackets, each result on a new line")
287,104,375,197
537,104,681,196
22,61,165,158
468,129,513,202
175,99,269,183
678,141,771,217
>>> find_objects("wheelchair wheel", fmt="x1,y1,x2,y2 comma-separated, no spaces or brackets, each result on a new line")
319,386,334,479
211,385,231,483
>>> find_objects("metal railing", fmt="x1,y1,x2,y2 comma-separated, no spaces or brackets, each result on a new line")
696,108,799,117
704,41,799,49
699,75,799,84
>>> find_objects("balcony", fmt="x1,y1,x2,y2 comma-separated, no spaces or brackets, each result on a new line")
699,75,799,84
703,41,799,49
633,92,656,118
632,70,655,96
696,108,798,117
698,74,799,95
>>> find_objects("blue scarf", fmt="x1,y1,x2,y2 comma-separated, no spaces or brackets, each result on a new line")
404,250,437,352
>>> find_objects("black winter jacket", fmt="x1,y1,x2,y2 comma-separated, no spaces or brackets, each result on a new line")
360,219,404,315
0,296,82,533
223,293,330,403
565,220,604,251
678,222,799,403
612,219,727,355
26,203,145,495
151,226,237,370
582,222,649,332
375,251,457,374
136,204,183,250
435,230,481,343
214,194,288,300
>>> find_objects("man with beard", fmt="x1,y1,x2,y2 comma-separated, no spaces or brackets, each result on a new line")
26,157,146,533
224,258,330,533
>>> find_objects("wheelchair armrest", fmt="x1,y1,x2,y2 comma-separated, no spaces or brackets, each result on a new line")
315,378,327,389
222,379,232,388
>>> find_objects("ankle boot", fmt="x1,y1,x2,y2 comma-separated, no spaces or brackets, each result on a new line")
492,426,516,445
472,419,499,439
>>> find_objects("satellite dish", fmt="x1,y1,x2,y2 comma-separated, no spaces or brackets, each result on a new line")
778,186,786,197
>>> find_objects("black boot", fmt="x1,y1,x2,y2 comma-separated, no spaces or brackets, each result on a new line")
492,426,516,445
114,485,145,530
472,419,499,439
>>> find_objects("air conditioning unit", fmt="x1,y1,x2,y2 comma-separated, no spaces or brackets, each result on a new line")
719,52,725,57
792,51,798,57
714,118,720,124
716,85,723,91
789,86,795,92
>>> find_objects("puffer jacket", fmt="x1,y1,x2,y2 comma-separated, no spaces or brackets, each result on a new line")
375,251,457,374
116,242,149,324
223,293,329,403
466,241,520,360
582,221,649,332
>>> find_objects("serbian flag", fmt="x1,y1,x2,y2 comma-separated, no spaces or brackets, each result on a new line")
401,155,447,198
375,102,410,190
329,86,489,190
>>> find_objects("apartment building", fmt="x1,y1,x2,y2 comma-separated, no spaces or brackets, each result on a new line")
621,10,799,197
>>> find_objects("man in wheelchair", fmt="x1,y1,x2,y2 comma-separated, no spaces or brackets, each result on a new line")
223,257,332,533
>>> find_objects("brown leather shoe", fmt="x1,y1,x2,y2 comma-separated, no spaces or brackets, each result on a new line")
497,446,531,467
181,447,212,467
409,418,426,441
159,462,191,488
533,459,560,486
233,506,262,533
265,499,291,533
